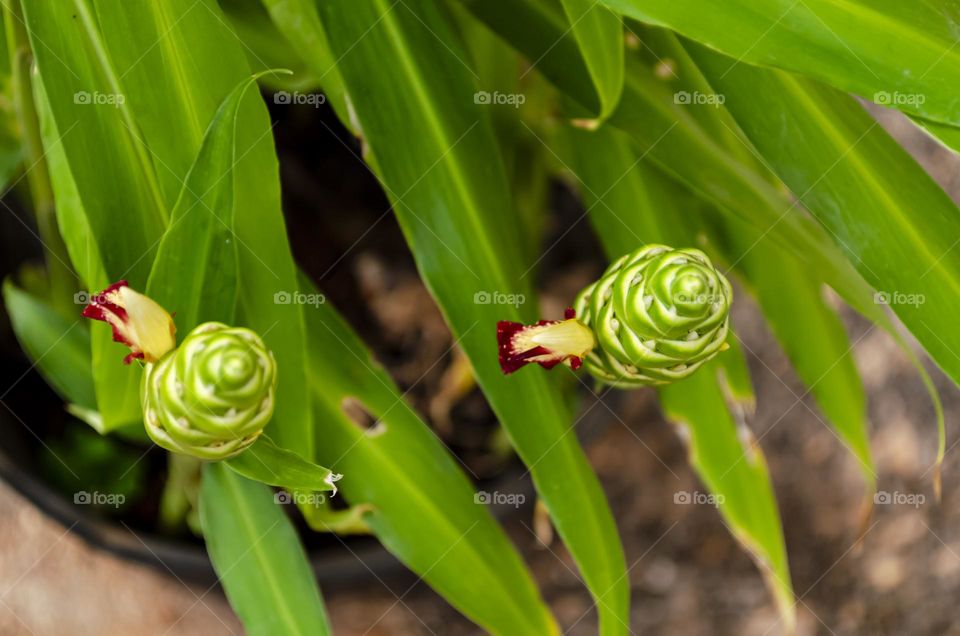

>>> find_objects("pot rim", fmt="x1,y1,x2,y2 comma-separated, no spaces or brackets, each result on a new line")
0,390,618,587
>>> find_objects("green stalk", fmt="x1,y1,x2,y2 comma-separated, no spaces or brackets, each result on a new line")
4,0,76,318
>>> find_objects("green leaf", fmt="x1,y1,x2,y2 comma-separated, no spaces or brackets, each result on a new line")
596,0,960,126
299,274,555,635
660,370,795,631
226,435,341,493
459,0,879,324
314,1,628,631
24,0,168,430
200,462,331,636
560,122,795,629
719,219,875,491
688,45,951,474
630,26,874,491
454,10,549,261
32,79,107,292
257,0,353,128
557,0,623,122
2,279,94,409
89,0,314,458
0,61,21,192
6,0,74,318
716,323,755,406
22,0,167,280
556,122,692,247
220,0,321,92
145,74,267,330
90,0,250,208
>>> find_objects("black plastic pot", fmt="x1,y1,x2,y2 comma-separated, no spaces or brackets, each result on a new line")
0,375,614,587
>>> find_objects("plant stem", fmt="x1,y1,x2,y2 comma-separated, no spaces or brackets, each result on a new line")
159,453,202,534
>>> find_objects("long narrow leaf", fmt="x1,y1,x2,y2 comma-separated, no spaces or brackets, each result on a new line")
24,0,167,430
91,0,315,458
597,0,960,126
630,27,875,495
31,81,106,293
144,75,261,329
300,275,556,635
715,217,875,492
562,123,795,629
200,463,331,636
660,370,794,629
313,1,629,631
557,0,623,122
689,45,952,478
458,0,880,327
22,0,167,278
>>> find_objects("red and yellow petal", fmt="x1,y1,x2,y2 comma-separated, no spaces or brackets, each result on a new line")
497,308,595,375
82,281,176,364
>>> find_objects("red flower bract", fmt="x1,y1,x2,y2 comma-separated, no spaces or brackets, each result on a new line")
497,308,594,375
82,281,177,364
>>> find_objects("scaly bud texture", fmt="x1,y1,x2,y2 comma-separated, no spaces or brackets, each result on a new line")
573,245,732,387
142,322,277,460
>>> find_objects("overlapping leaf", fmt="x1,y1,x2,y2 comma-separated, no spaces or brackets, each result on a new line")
313,0,629,631
85,0,314,457
300,276,556,635
714,216,875,492
24,0,165,430
659,370,794,628
562,123,795,629
631,26,875,492
144,75,257,329
200,463,332,636
596,0,960,126
557,0,623,123
688,44,952,475
257,0,353,126
459,0,879,325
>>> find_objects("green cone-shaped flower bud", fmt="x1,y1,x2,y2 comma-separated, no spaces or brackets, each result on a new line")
142,322,277,460
573,245,731,387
